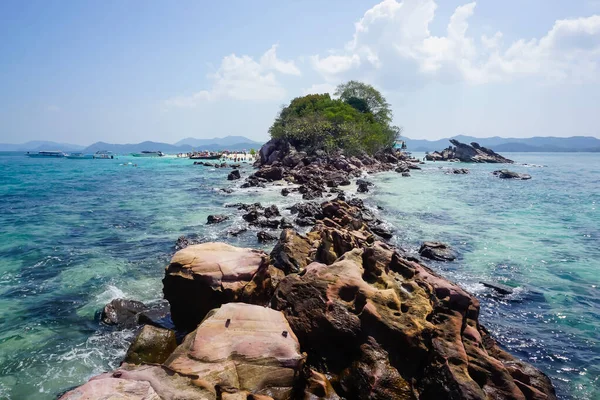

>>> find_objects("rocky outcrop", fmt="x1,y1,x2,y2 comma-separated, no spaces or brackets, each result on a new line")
162,243,275,331
419,241,458,261
493,170,532,180
427,140,514,163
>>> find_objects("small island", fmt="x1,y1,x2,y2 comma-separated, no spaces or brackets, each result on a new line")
426,139,514,163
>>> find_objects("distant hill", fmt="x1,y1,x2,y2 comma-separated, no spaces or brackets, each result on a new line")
0,136,263,154
404,135,600,152
0,141,85,152
83,140,261,154
175,135,262,148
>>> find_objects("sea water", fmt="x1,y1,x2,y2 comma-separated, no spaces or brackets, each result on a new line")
0,152,597,399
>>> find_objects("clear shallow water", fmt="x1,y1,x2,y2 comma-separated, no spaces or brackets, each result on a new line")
0,152,598,399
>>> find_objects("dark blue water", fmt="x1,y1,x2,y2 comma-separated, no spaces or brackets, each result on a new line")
0,152,597,399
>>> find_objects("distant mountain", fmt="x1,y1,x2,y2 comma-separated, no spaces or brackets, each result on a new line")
83,140,260,154
0,141,85,152
175,135,262,148
404,135,600,152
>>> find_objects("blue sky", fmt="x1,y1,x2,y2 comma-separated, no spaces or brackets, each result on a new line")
1,0,599,145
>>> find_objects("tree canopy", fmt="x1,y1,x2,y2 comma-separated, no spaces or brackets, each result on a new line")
269,81,401,156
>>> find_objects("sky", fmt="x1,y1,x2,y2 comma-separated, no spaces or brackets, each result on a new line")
1,0,600,145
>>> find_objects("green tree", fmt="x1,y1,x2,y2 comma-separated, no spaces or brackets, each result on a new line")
335,80,392,124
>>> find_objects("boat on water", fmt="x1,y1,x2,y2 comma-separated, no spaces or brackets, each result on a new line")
66,152,93,159
131,151,164,157
93,150,115,159
26,151,66,158
189,151,222,160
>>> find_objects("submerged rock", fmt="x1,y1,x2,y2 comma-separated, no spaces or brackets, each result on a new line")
419,241,457,261
124,325,177,365
101,298,147,327
227,169,241,180
206,214,229,224
481,281,514,295
493,169,532,180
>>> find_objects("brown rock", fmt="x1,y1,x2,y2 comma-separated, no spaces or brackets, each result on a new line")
270,229,313,274
124,325,177,365
163,243,270,331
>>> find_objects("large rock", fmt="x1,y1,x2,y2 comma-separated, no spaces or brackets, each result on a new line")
419,241,457,261
254,166,285,181
426,140,514,163
165,303,304,399
124,325,177,365
272,245,556,400
207,214,229,224
227,169,241,180
163,243,273,331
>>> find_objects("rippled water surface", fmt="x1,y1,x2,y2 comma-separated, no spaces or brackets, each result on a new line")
0,152,598,399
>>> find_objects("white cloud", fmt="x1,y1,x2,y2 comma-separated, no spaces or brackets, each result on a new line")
310,0,600,86
301,83,338,95
165,45,300,107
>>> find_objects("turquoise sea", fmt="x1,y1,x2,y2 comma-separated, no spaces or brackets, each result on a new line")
0,152,598,399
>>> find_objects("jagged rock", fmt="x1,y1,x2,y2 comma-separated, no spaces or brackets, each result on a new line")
227,170,241,180
257,231,277,243
226,202,263,211
163,243,271,331
481,281,514,295
493,170,532,180
227,227,248,237
243,210,260,223
370,224,394,239
290,202,323,220
449,168,470,174
419,241,457,261
165,303,304,399
257,218,280,229
137,300,174,331
270,229,312,274
304,370,340,399
124,325,177,365
427,140,514,163
272,245,556,400
174,235,200,250
255,166,285,181
281,187,290,196
263,205,280,219
357,182,369,193
101,299,147,327
207,214,229,224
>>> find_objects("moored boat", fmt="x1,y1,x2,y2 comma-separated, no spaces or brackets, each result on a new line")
131,151,164,157
93,151,115,159
189,151,222,160
66,152,94,159
26,151,66,158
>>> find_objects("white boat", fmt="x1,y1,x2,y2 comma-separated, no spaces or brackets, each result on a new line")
131,151,164,157
26,151,66,158
93,151,115,159
66,152,94,159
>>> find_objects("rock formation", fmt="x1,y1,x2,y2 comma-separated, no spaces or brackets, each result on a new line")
493,170,532,180
427,140,514,163
66,140,556,399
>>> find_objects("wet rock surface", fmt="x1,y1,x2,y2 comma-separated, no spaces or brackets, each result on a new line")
419,241,458,261
124,325,178,365
493,170,532,180
101,298,147,328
